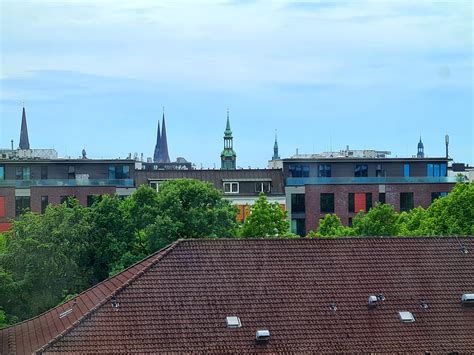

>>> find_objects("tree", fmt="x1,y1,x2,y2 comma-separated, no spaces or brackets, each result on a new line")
308,214,355,237
353,202,399,236
146,179,238,252
397,207,428,236
240,193,290,237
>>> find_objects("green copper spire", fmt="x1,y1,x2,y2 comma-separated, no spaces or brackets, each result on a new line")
221,109,237,170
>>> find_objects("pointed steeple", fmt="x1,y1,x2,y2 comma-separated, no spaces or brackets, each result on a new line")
417,136,424,158
159,112,170,163
19,106,30,150
272,131,280,160
221,109,236,170
153,120,161,162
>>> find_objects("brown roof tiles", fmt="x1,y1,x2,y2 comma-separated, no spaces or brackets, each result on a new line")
1,237,473,354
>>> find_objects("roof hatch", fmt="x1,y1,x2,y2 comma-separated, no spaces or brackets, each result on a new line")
399,311,415,323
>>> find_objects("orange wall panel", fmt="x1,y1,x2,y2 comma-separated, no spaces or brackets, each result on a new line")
354,193,366,213
0,197,5,218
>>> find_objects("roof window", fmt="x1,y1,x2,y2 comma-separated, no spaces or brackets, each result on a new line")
398,311,415,323
226,316,241,328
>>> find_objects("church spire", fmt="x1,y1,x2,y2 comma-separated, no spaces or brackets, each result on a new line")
221,109,236,170
19,106,30,150
159,112,170,163
153,120,161,162
417,136,424,158
272,131,280,160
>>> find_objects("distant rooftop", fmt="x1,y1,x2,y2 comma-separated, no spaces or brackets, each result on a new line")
290,146,391,159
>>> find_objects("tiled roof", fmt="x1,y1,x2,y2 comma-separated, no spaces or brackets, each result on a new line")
1,237,473,354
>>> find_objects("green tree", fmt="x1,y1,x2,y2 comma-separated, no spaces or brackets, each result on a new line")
397,207,428,236
240,193,290,237
353,202,399,236
146,179,238,251
308,214,355,237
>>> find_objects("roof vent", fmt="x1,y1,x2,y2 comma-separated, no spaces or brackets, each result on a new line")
59,308,73,319
330,302,337,312
420,299,428,309
111,296,119,310
460,245,468,254
368,295,378,308
256,329,270,343
461,294,474,306
399,311,415,323
226,316,241,328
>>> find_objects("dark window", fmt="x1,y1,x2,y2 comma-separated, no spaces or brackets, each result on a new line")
348,217,353,227
68,166,76,179
255,182,271,193
291,194,305,213
403,163,410,177
427,163,447,177
366,192,372,211
289,164,310,178
431,192,448,202
348,193,354,213
41,196,49,213
291,218,306,237
60,195,75,207
87,195,102,207
318,164,331,177
320,193,334,213
379,193,386,204
109,165,130,179
16,167,30,180
0,165,4,180
15,196,30,217
354,164,368,177
375,164,385,177
400,192,414,212
41,165,48,179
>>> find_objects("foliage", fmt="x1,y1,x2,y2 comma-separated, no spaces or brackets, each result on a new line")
240,193,290,237
352,203,400,236
308,214,355,237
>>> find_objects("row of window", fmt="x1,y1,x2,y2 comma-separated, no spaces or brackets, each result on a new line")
0,165,131,180
290,191,449,215
223,182,271,194
289,163,448,178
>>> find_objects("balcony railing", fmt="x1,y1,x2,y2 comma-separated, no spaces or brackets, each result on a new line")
0,179,135,188
286,176,459,186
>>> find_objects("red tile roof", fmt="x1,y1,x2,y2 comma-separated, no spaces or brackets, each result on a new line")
1,237,473,354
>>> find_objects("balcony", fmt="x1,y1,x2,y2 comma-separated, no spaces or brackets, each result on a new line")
0,179,135,188
286,176,459,186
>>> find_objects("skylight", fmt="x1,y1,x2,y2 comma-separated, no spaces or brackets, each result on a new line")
226,316,241,328
399,311,415,323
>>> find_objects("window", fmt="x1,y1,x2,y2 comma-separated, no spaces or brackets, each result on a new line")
289,164,310,177
68,166,76,179
375,164,385,177
60,195,75,207
16,167,30,180
41,196,49,213
223,182,239,193
349,192,372,213
400,192,414,212
427,163,447,177
318,164,331,177
41,165,48,179
255,182,271,193
379,193,386,204
291,218,306,237
348,217,353,227
403,163,410,177
320,193,334,213
354,164,368,177
0,165,4,180
431,192,448,202
15,196,30,217
0,197,5,217
109,165,130,179
291,194,305,213
87,195,102,207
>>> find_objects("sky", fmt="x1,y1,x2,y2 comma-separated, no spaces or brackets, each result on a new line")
0,0,472,167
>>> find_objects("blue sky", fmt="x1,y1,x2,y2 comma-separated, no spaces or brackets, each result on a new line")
0,0,472,167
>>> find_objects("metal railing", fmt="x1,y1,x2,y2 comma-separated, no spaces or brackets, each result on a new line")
0,179,135,188
286,176,459,186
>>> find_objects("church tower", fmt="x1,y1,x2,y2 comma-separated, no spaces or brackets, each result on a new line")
220,110,237,170
159,113,170,163
153,120,161,162
417,136,424,158
272,132,280,160
19,106,30,150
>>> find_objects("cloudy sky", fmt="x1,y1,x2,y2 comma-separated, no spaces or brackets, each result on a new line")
0,0,472,167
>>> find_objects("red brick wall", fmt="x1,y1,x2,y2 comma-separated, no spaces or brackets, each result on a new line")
0,187,15,224
30,186,117,212
305,183,455,234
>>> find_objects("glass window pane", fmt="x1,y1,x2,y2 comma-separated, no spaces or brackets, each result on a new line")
404,163,410,177
434,164,440,177
427,164,433,176
440,163,447,177
0,166,4,180
108,165,116,179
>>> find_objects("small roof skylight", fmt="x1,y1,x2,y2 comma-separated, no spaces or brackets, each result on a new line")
226,316,241,328
399,311,415,323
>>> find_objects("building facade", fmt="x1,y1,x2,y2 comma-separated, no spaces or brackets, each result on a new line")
135,168,285,222
283,153,457,236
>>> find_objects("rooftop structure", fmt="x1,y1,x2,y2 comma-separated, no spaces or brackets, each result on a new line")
221,110,237,170
2,237,472,353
